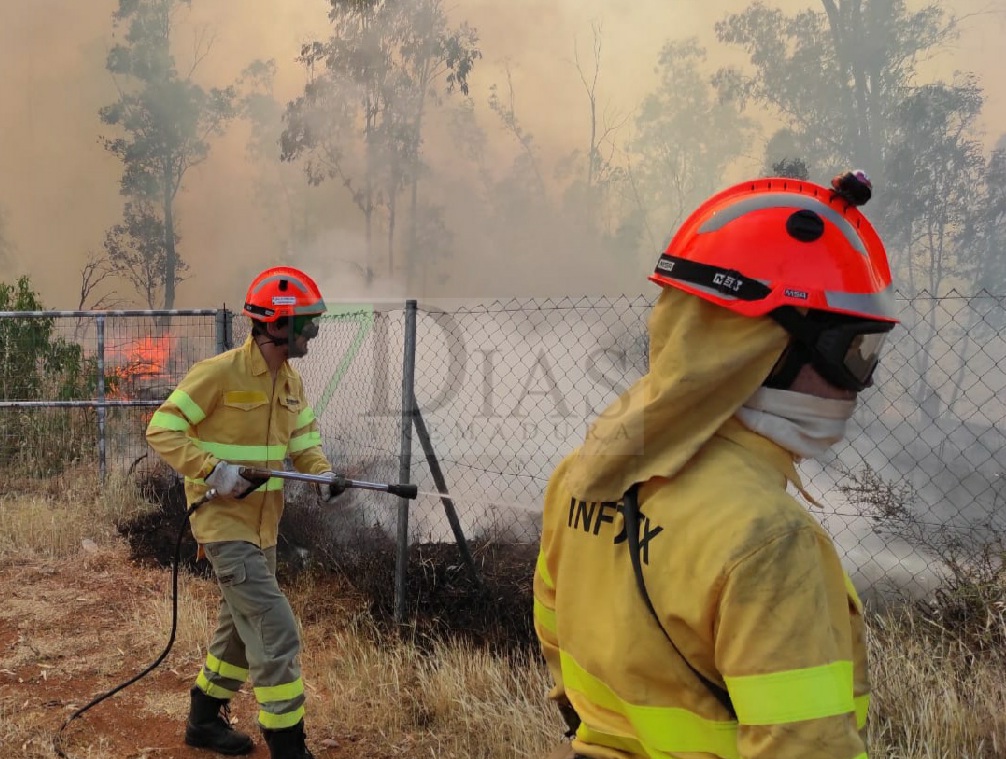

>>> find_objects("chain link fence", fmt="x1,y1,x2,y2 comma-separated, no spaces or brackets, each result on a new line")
0,310,229,480
3,295,1004,601
300,293,1006,602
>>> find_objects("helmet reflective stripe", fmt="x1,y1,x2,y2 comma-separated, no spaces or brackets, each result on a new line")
698,193,869,257
248,274,315,297
243,266,326,323
824,287,898,320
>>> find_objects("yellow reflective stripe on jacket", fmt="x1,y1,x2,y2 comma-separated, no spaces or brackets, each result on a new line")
576,724,649,757
844,573,864,612
725,660,855,725
536,549,555,589
195,440,288,461
189,475,284,492
855,694,869,729
295,407,316,427
148,411,191,432
205,653,249,681
288,430,321,454
561,650,740,758
167,389,206,425
534,598,557,635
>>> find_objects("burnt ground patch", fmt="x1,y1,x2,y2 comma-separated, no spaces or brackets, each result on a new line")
120,469,538,654
325,535,538,654
117,464,211,577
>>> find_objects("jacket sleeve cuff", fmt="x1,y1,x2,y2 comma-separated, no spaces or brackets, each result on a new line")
197,458,219,480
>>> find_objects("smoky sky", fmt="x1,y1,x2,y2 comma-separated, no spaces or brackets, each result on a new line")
2,0,1005,308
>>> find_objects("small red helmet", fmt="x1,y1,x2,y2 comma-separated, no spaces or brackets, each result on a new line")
243,266,326,322
649,173,897,322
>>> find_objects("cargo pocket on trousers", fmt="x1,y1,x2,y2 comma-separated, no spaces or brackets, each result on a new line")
256,599,300,660
214,560,247,588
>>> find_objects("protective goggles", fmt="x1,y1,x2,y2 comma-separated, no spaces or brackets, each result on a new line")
771,308,895,392
292,315,320,339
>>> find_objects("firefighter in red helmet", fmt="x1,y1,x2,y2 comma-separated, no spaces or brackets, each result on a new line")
535,173,895,759
147,266,339,759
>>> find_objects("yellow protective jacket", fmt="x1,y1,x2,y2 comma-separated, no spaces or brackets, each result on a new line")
534,288,869,759
145,336,332,549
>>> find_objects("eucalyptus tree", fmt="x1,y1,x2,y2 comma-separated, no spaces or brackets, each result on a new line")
281,0,480,285
99,0,236,308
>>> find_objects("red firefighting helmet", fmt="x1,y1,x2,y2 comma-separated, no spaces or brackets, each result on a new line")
648,173,897,322
649,172,899,391
243,266,326,322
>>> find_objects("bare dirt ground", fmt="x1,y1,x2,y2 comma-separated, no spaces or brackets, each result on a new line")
0,545,381,759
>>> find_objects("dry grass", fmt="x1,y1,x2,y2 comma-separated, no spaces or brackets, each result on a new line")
4,478,1006,758
868,608,1006,758
298,617,562,757
0,468,153,563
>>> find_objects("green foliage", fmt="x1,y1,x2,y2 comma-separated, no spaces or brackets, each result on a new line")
0,277,92,474
0,277,86,401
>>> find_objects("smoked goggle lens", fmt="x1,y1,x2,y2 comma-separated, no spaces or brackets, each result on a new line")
843,330,889,386
292,316,319,338
815,321,895,390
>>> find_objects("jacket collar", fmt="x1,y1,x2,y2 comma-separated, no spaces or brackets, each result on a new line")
244,335,290,380
716,416,804,492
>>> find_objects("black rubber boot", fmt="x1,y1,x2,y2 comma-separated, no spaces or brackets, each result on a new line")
185,686,255,755
262,720,316,759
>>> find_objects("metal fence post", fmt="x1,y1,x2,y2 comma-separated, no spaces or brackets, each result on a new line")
394,300,418,625
96,314,106,484
215,307,232,353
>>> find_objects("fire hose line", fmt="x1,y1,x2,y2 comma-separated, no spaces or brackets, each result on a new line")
53,470,417,759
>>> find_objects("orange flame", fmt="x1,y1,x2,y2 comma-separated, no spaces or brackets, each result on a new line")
107,335,174,400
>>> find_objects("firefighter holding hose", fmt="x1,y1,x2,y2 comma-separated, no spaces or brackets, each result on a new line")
146,265,340,759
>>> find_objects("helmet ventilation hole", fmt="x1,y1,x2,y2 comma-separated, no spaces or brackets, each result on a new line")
786,210,825,242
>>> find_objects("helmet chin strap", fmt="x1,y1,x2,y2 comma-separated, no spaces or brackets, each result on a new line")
253,318,311,358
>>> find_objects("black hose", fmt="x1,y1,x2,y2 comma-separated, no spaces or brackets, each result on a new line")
53,493,210,758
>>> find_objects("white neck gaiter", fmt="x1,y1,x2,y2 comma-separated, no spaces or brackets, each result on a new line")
735,386,857,460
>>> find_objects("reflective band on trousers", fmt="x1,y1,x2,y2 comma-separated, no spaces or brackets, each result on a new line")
203,652,249,681
255,678,306,730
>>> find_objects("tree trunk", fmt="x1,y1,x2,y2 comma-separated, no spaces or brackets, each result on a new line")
387,191,396,278
409,172,418,294
162,157,177,316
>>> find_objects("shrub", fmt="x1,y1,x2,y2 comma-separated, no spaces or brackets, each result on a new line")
0,276,94,475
